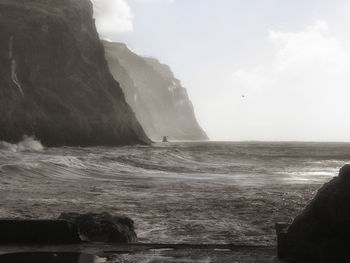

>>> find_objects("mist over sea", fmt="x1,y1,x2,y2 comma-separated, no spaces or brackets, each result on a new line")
0,140,349,246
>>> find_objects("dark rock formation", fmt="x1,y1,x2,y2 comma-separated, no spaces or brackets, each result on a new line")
103,41,208,141
0,253,97,263
0,220,81,244
0,0,149,146
277,164,350,262
275,222,290,260
0,212,136,244
58,212,137,243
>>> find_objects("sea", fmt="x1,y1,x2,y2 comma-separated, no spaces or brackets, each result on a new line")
0,138,349,246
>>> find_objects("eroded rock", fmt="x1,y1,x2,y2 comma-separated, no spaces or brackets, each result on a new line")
58,212,137,243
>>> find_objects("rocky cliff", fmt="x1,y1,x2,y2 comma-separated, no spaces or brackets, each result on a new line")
0,0,149,146
103,41,208,141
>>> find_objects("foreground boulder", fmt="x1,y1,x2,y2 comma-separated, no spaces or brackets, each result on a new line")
0,220,81,244
277,164,350,262
58,212,137,243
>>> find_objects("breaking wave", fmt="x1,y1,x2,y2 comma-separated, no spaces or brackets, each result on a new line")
0,136,43,152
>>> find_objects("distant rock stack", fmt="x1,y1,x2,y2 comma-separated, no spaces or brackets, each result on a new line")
0,0,149,146
103,41,208,142
277,164,350,262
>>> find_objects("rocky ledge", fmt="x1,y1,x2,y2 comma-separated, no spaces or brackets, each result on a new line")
58,212,137,243
0,212,136,244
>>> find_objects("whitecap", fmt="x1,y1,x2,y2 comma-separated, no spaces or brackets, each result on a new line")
0,135,43,152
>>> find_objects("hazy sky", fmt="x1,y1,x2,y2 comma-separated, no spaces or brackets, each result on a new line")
92,0,350,141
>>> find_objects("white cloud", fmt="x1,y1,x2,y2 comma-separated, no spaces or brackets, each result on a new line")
217,20,350,141
91,0,133,35
232,21,346,93
90,0,175,37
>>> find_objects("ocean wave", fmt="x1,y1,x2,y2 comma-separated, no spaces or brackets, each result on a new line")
0,136,43,152
0,142,350,245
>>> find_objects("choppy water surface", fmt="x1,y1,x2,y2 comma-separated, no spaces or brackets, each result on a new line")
0,141,349,246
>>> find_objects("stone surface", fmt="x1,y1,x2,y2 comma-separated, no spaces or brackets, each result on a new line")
0,0,149,146
103,41,208,141
279,164,350,262
58,212,137,243
0,220,81,244
275,223,290,260
0,252,97,263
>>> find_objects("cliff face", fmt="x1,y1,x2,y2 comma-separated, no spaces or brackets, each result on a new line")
103,41,208,141
0,0,149,146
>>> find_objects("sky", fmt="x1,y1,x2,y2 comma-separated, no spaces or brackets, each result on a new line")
91,0,350,141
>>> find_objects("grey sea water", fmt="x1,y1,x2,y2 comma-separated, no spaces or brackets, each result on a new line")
0,140,349,246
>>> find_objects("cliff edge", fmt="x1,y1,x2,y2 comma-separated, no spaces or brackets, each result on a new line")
103,41,208,141
0,0,149,146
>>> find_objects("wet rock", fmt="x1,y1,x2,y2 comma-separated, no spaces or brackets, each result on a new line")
58,212,137,243
278,164,350,262
0,220,81,244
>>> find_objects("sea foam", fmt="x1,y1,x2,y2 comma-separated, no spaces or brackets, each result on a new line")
0,136,43,152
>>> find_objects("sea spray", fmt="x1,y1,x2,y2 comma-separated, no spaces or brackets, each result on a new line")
0,136,43,152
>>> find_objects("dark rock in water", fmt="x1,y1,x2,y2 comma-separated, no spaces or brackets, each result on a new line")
0,0,150,146
103,41,208,142
278,164,350,262
58,212,137,243
0,252,97,263
0,212,136,244
0,220,81,244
